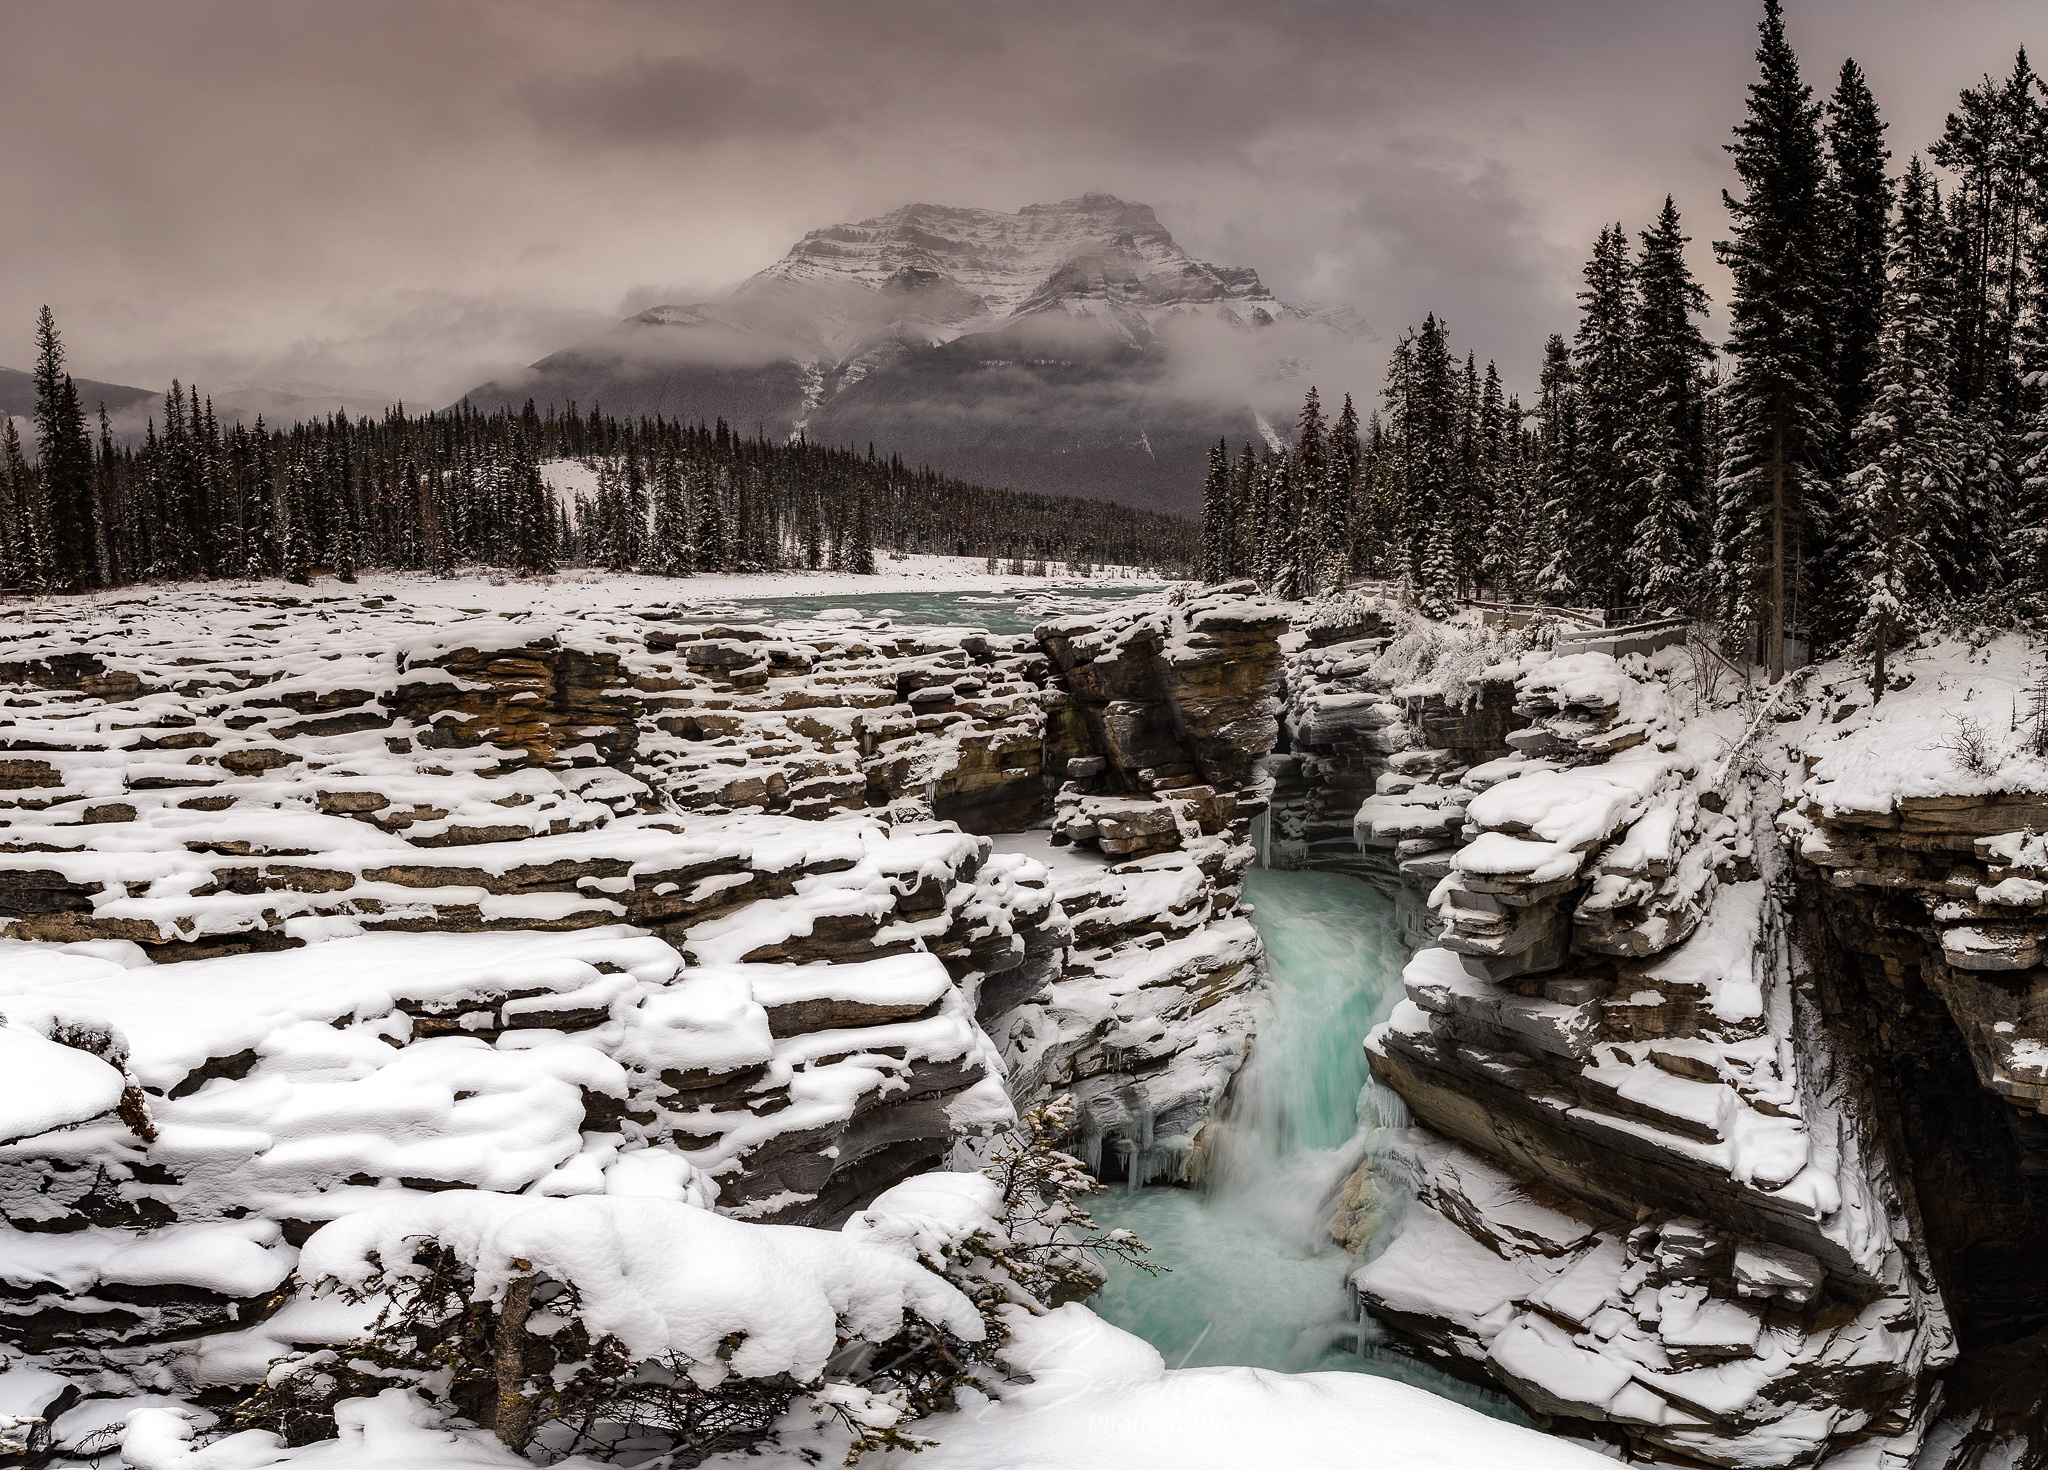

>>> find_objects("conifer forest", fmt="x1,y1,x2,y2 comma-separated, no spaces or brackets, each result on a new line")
1203,1,2048,691
0,307,1196,594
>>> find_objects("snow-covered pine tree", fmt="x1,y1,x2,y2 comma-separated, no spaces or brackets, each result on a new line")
1626,198,1715,614
1562,224,1639,611
1929,52,2043,600
1532,334,1581,603
1408,316,1461,615
1845,157,1959,699
1199,438,1232,582
1451,352,1487,596
1825,60,1893,451
847,485,876,574
1232,441,1260,583
692,464,727,572
652,450,694,576
1321,393,1361,590
2010,188,2048,621
32,309,99,591
0,414,48,591
1292,387,1328,595
1379,331,1419,584
1714,0,1839,679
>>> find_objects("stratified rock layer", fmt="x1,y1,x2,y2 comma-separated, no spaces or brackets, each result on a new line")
1278,608,1955,1468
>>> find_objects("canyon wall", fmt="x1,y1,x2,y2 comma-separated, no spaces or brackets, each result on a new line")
1281,605,2048,1468
0,582,1285,1445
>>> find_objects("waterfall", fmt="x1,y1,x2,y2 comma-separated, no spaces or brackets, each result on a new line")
1091,865,1403,1369
1089,864,1527,1418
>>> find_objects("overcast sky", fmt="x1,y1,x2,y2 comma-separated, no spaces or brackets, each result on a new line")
2,0,2039,407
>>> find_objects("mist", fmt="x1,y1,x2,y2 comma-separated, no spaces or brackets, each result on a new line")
3,0,2042,410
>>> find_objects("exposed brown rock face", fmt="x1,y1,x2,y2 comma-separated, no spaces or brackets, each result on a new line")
1037,581,1287,861
390,633,643,770
1793,797,2048,1348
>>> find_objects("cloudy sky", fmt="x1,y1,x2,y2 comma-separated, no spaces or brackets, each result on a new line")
2,0,2038,407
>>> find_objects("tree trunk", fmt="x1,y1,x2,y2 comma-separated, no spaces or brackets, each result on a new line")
492,1271,536,1450
1769,419,1787,682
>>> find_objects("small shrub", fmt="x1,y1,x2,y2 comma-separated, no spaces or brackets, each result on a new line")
1939,713,2000,776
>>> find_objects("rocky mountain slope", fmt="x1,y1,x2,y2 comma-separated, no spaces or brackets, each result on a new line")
460,195,1360,513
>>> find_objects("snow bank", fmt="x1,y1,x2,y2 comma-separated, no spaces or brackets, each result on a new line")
299,1191,983,1383
852,1306,1612,1470
0,1020,127,1143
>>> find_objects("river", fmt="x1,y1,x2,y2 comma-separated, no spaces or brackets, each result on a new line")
1088,863,1528,1418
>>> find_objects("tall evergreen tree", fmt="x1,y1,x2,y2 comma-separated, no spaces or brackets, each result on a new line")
31,308,99,591
1406,316,1461,614
1564,225,1639,608
1627,198,1715,612
1287,387,1328,596
1825,59,1893,449
1532,335,1581,601
1714,0,1839,678
0,415,47,590
1321,394,1361,590
1845,157,1959,698
1199,439,1232,582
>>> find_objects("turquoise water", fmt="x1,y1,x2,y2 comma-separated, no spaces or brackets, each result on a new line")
1090,865,1530,1418
668,583,1164,635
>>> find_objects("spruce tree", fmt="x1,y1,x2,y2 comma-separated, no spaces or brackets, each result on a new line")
1289,387,1328,596
31,308,99,591
1714,0,1839,678
1232,442,1260,583
1565,224,1639,610
1407,316,1461,615
1199,439,1232,582
1627,198,1715,613
1928,53,2042,602
1845,157,1958,699
1532,335,1582,602
1825,60,1892,449
847,486,875,574
1322,394,1361,590
0,415,47,591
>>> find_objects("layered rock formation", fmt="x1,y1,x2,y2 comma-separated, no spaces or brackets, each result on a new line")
0,579,1290,1452
1270,604,1961,1466
995,583,1289,1183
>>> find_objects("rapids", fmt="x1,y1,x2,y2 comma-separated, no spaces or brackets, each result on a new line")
1089,863,1527,1418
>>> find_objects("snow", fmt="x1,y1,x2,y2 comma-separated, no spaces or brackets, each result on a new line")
1793,632,2048,816
0,1217,293,1300
122,1389,605,1470
0,1019,128,1143
824,1305,1613,1470
115,1308,1611,1470
1641,881,1767,1025
300,1191,983,1383
15,561,1169,626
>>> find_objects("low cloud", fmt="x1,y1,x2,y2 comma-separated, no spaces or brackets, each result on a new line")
527,54,842,147
3,0,2041,412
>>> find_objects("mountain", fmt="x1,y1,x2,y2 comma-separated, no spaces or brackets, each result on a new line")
0,366,157,425
2,367,395,443
458,194,1365,513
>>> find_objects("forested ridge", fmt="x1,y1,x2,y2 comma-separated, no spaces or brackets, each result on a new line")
0,313,1197,593
1206,0,2048,689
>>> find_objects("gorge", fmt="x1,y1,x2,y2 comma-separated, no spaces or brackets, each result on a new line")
3,576,2048,1468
